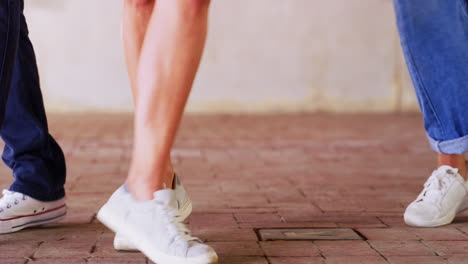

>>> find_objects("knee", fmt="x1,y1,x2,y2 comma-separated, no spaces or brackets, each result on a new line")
125,0,155,9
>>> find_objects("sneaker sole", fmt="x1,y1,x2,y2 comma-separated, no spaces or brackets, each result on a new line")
0,204,67,234
113,199,193,251
457,195,468,213
404,211,455,227
405,194,468,228
98,202,217,264
405,201,464,227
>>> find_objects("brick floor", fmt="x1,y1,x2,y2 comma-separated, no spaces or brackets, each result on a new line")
0,113,468,263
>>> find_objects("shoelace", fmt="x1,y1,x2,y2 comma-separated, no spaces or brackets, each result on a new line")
417,169,456,204
156,203,199,245
0,190,26,213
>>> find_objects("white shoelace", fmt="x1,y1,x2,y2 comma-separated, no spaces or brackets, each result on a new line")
418,169,456,205
0,190,26,213
156,203,199,245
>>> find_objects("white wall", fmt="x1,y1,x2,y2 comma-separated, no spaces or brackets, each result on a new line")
26,0,417,113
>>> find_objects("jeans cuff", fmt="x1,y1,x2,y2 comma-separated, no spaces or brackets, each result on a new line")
9,183,65,202
428,134,468,154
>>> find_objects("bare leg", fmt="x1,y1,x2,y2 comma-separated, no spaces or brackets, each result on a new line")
123,0,175,190
438,154,467,180
126,0,210,201
122,0,154,98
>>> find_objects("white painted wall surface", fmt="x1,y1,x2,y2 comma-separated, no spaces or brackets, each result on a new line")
25,0,418,113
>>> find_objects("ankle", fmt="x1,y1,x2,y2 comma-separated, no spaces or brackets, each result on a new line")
126,166,175,201
165,164,175,189
126,177,163,201
438,153,467,180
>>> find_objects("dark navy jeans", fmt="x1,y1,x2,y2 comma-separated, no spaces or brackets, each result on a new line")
0,0,65,201
395,0,468,154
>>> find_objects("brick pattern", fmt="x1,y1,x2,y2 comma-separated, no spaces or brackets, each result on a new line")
0,113,467,263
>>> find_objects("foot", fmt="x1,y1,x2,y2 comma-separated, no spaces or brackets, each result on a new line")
98,187,217,264
114,174,192,251
404,165,468,227
0,190,66,234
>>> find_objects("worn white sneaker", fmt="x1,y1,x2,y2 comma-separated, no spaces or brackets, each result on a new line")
98,187,218,264
0,190,66,234
404,165,468,227
114,174,192,251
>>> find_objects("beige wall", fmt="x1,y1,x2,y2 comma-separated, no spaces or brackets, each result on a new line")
25,0,418,113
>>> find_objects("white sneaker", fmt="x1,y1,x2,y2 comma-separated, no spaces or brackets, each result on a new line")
97,187,218,264
404,165,468,227
0,190,66,234
113,174,192,251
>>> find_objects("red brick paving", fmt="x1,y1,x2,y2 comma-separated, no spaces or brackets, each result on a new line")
269,257,325,264
315,241,380,257
387,256,448,264
259,241,320,257
0,113,467,263
368,241,436,256
324,256,388,264
423,241,468,256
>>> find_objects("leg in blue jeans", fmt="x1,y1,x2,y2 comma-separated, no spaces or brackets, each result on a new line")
0,0,20,122
0,0,66,201
394,0,468,228
394,0,468,154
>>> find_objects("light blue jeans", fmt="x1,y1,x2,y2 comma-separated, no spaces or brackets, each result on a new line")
394,0,468,154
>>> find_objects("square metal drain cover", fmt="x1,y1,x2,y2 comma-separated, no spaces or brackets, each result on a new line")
259,228,363,241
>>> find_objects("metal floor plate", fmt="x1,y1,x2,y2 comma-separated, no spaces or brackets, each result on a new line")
259,228,363,241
